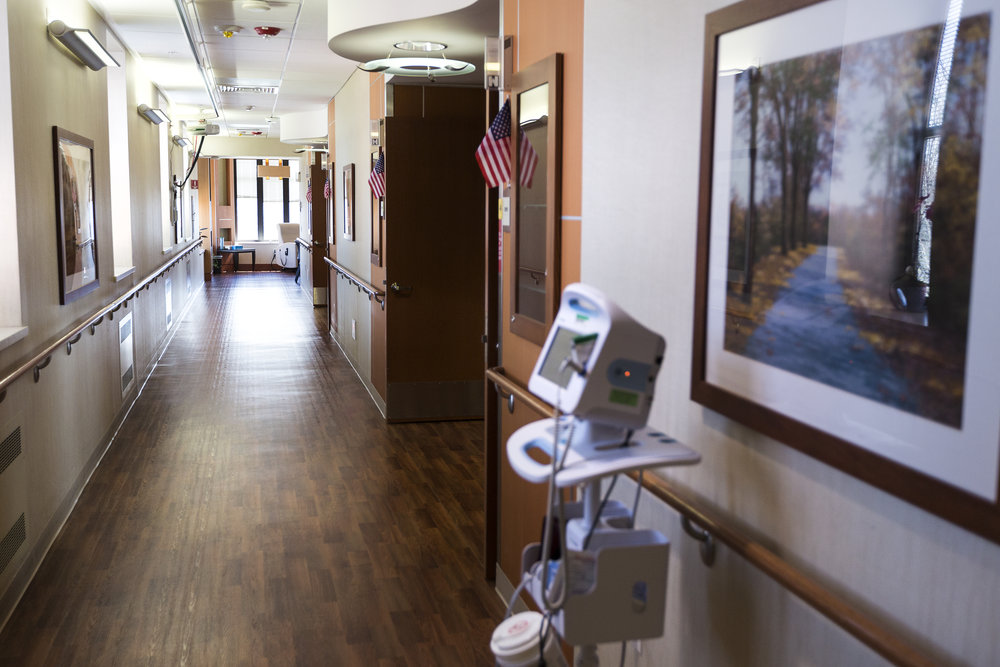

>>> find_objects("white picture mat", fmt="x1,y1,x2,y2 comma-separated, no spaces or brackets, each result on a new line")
704,0,1000,499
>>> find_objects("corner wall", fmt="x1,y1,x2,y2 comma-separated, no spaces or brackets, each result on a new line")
582,1,1000,665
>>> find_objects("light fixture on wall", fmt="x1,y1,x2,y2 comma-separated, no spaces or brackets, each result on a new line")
359,41,474,80
172,135,192,148
47,20,119,71
138,104,170,125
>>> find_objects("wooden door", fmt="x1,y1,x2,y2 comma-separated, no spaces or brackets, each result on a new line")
382,106,485,421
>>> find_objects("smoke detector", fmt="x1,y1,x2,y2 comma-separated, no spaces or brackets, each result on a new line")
254,26,280,37
216,25,241,38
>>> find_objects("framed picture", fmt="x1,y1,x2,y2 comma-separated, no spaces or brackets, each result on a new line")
343,163,354,241
53,126,100,304
327,162,336,246
691,0,1000,542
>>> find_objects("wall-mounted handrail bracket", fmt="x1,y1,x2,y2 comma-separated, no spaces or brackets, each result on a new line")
89,315,104,335
33,356,52,383
681,515,716,567
66,333,82,355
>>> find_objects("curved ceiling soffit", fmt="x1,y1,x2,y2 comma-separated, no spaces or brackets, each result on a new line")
327,0,477,40
327,0,497,66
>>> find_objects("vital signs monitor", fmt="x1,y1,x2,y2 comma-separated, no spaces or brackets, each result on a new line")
528,283,666,430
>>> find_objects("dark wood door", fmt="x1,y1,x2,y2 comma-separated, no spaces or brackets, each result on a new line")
382,110,485,421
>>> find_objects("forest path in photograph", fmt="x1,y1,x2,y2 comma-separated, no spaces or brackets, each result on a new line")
743,245,918,415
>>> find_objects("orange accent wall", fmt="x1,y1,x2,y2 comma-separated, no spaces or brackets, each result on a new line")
498,0,584,582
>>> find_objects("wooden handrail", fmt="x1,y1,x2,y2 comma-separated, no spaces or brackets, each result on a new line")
323,257,386,309
484,365,933,667
0,240,203,400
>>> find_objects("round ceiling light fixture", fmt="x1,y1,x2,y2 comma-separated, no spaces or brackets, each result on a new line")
358,57,475,78
393,40,447,52
242,1,272,12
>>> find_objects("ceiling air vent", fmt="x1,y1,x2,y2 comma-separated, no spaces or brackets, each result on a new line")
218,85,277,94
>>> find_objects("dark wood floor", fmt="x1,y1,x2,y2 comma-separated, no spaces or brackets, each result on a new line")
0,272,504,665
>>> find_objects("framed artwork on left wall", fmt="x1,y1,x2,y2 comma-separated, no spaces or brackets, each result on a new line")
53,126,99,304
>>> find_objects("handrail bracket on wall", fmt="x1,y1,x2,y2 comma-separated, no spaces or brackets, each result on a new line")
681,515,716,567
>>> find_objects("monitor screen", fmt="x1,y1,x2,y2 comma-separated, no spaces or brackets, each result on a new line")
537,326,582,389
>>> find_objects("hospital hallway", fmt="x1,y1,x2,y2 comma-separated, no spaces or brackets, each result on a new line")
0,272,504,665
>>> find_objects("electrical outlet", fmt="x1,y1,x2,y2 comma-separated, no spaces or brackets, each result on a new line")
351,319,357,340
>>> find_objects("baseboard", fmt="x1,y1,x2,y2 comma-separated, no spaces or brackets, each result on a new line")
329,333,387,419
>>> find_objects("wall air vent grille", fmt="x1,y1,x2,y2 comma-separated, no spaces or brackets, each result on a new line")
0,513,26,577
218,85,277,94
0,426,21,476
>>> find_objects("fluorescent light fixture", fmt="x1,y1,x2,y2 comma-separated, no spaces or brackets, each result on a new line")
137,104,170,125
48,20,119,71
172,135,192,148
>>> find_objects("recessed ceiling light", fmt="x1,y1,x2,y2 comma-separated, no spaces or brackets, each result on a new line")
393,41,446,52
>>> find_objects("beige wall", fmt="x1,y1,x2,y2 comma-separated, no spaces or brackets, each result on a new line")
0,0,204,622
582,1,1000,665
329,70,377,398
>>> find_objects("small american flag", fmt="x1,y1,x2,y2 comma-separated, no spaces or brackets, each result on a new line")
306,181,312,203
369,152,386,198
323,177,331,200
476,99,511,187
519,133,538,188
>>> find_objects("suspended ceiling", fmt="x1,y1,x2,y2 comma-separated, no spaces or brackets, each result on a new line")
88,0,497,141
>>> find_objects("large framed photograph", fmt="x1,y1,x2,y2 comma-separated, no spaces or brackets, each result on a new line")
342,163,354,241
692,0,1000,542
53,126,100,304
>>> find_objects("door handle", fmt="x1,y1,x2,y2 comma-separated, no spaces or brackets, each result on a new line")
389,282,413,296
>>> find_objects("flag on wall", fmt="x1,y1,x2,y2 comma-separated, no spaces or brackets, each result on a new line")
323,177,331,200
306,180,312,203
519,133,538,188
476,99,511,187
369,152,386,198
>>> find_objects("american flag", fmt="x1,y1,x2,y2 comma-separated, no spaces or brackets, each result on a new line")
476,99,511,187
369,152,386,198
323,177,331,200
519,133,538,188
306,181,312,203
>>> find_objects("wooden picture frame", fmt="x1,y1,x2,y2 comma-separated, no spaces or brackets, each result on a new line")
509,53,562,345
342,163,354,241
692,0,1000,543
370,150,383,267
53,126,100,304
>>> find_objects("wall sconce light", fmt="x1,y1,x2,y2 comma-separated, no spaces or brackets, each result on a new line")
48,20,119,71
172,135,192,148
138,104,170,124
